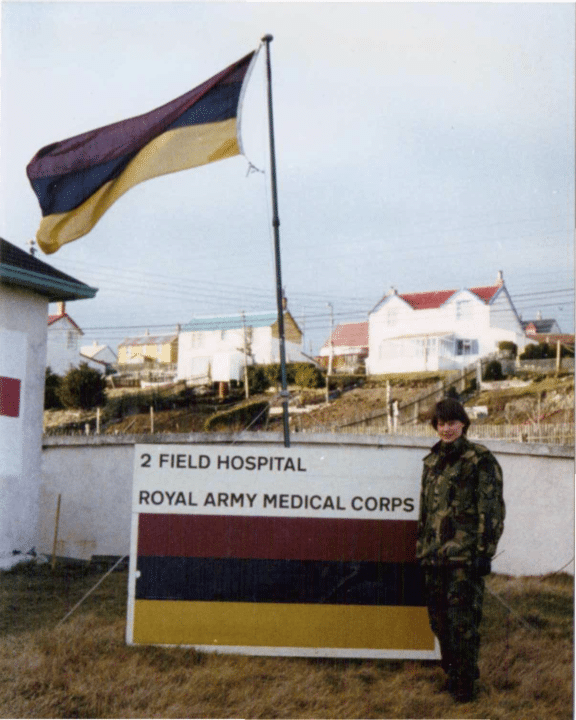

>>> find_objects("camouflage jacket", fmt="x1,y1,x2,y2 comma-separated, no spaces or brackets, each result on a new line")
416,436,505,566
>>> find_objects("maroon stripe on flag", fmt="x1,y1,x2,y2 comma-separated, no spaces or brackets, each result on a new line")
26,52,255,178
0,376,21,418
137,514,417,563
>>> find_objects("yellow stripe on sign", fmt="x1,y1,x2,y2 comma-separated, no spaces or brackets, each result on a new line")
133,600,435,651
36,118,239,254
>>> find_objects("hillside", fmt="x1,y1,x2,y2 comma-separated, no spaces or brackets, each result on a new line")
43,372,574,438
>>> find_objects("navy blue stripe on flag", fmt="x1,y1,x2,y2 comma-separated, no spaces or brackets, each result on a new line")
135,557,426,606
29,79,247,216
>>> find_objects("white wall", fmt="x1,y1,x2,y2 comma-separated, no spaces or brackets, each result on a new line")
40,434,574,576
47,317,82,375
0,286,47,555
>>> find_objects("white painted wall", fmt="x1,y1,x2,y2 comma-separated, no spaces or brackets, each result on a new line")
47,317,82,375
0,286,48,555
40,434,574,576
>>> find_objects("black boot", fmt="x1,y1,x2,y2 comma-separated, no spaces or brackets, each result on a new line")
450,677,476,703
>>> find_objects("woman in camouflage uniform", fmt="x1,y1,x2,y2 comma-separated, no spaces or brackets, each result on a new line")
417,398,505,703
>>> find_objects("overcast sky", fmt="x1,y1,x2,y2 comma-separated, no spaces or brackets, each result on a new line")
1,2,574,354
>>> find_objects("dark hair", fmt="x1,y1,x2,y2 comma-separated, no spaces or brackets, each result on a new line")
431,398,470,434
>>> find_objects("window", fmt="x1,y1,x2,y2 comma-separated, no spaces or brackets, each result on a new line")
66,331,77,350
190,331,203,349
456,339,478,355
455,300,472,321
387,307,399,326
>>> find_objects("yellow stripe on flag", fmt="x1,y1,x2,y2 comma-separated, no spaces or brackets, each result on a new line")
37,118,239,254
132,600,436,651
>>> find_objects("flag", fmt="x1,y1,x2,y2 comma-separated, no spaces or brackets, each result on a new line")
26,51,256,254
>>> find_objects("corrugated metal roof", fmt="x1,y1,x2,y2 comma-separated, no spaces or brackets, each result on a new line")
398,285,501,310
323,321,368,350
120,334,177,347
182,311,279,332
47,313,83,333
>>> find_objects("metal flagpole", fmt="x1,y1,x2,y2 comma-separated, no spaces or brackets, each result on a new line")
262,34,290,448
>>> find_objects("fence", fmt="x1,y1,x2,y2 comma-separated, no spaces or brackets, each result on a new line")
304,420,575,446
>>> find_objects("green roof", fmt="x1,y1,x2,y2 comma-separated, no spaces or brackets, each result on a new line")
0,238,97,302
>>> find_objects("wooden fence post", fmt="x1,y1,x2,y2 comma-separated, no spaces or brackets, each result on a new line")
51,494,61,571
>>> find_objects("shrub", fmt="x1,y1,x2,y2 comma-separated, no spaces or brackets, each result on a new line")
58,363,107,409
246,366,270,395
44,367,63,410
203,400,269,432
498,340,518,358
520,343,554,360
294,364,324,389
483,360,504,381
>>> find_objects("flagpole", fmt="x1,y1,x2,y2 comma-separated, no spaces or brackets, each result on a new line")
262,34,290,448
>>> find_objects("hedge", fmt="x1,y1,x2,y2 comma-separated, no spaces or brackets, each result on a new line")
203,400,270,432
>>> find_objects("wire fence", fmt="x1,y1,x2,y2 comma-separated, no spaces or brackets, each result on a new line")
304,420,575,446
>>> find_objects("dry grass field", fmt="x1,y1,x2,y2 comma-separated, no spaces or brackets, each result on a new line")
0,563,572,719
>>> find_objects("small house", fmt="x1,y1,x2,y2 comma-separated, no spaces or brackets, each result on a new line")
177,311,307,384
0,237,96,557
318,321,368,373
47,301,84,375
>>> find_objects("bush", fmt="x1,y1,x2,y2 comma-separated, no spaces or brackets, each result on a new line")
246,366,270,395
44,368,63,410
294,364,324,389
521,343,551,360
483,360,504,381
498,340,517,358
58,363,107,409
203,400,269,432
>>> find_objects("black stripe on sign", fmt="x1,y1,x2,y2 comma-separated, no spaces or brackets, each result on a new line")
135,557,426,606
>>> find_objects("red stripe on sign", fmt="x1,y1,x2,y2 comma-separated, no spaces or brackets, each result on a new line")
138,514,417,563
0,377,21,418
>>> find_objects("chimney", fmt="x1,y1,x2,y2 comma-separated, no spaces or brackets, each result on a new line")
389,286,397,296
57,301,66,315
536,310,542,321
496,270,504,285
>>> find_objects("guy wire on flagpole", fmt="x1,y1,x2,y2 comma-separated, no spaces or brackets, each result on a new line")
262,34,291,448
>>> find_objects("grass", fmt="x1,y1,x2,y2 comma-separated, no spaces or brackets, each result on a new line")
0,563,573,719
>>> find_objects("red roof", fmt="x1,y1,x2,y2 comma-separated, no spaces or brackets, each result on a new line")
47,312,83,333
397,284,501,310
527,333,574,345
324,321,368,350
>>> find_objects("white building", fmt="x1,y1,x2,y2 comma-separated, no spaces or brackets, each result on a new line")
177,311,308,384
366,272,527,375
47,301,84,375
318,321,369,373
0,238,96,557
80,340,117,374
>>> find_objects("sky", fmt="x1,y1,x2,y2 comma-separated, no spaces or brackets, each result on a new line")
1,1,574,356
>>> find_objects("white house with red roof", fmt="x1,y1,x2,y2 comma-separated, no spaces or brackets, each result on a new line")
366,271,527,375
47,301,84,375
318,321,369,373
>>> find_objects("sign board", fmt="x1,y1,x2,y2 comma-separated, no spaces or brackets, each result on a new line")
127,443,439,659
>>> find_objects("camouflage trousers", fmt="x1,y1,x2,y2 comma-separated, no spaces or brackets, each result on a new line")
423,565,485,683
